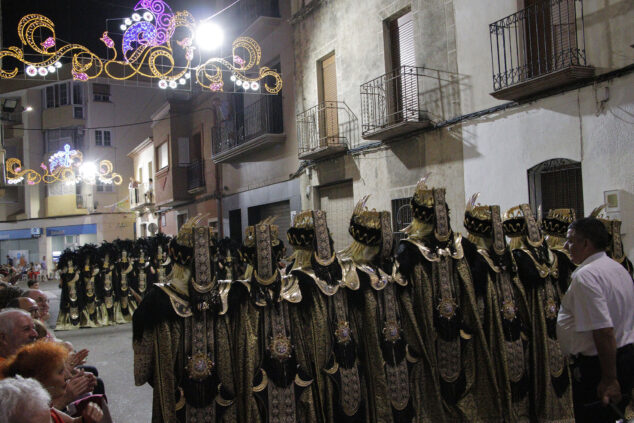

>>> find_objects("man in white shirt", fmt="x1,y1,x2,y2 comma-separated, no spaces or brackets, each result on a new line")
557,217,634,423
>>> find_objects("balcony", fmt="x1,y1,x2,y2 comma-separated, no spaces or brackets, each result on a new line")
187,160,205,193
489,0,594,101
297,101,357,160
212,95,285,163
129,182,154,210
360,66,433,141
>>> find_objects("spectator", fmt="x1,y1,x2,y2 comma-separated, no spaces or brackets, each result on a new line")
0,282,27,309
40,256,48,281
0,374,104,423
0,376,52,423
557,217,634,423
6,255,13,267
7,297,40,320
0,308,38,360
26,289,51,323
27,279,40,289
0,340,98,411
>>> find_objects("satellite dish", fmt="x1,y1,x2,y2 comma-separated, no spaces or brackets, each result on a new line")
148,222,158,235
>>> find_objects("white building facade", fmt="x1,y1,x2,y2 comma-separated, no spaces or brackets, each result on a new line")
291,0,633,256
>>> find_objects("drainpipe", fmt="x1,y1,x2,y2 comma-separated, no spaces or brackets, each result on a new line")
215,162,223,238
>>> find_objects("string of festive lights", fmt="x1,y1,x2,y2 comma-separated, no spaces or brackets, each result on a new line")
5,144,123,186
0,0,283,94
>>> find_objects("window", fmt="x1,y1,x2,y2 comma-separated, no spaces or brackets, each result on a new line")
138,167,143,182
72,83,83,105
96,180,114,192
93,83,111,102
157,142,169,170
58,83,69,106
177,212,188,231
528,158,584,218
44,83,74,109
46,86,55,108
73,107,84,119
178,137,190,166
95,130,111,146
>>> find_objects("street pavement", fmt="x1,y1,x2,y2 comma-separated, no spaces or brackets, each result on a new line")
18,277,153,422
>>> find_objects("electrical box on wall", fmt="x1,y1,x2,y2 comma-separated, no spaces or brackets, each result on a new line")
603,189,623,221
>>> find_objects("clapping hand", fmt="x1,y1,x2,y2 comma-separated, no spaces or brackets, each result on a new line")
81,402,104,423
67,349,89,368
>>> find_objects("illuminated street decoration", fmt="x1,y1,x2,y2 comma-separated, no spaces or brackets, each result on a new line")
5,144,123,186
197,37,282,94
0,0,283,94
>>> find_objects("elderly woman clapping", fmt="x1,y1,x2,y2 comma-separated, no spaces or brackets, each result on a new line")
0,341,104,423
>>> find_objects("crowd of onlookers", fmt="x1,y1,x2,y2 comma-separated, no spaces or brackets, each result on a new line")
1,255,51,287
0,276,109,422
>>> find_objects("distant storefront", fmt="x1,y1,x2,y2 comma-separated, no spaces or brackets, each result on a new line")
47,224,98,262
0,228,42,265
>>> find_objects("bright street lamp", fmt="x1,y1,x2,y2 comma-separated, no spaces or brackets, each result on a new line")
196,21,223,51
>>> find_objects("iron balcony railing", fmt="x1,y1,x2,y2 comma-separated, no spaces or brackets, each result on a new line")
360,66,437,137
129,182,154,208
490,0,587,91
187,160,205,191
296,101,358,156
212,95,283,156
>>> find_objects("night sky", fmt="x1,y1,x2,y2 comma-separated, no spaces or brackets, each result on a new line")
1,0,219,54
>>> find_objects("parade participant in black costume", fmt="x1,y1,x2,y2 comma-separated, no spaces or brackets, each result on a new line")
396,177,501,422
503,204,574,422
462,194,531,422
97,242,118,325
77,244,103,327
131,239,150,302
234,217,316,423
340,196,415,423
56,249,82,331
542,208,578,293
114,239,136,323
147,234,171,286
286,210,359,422
133,216,236,422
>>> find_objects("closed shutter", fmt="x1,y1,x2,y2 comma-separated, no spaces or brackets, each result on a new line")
390,11,415,69
320,54,339,143
550,0,578,67
319,182,354,252
249,201,292,253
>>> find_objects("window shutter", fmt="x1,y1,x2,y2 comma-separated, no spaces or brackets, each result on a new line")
178,137,190,165
390,11,415,69
320,54,338,141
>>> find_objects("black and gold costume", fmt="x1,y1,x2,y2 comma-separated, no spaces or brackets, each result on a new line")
591,206,634,279
133,217,235,423
56,251,82,330
504,204,574,422
341,197,414,423
463,196,531,422
235,219,316,423
286,210,363,422
396,181,502,422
